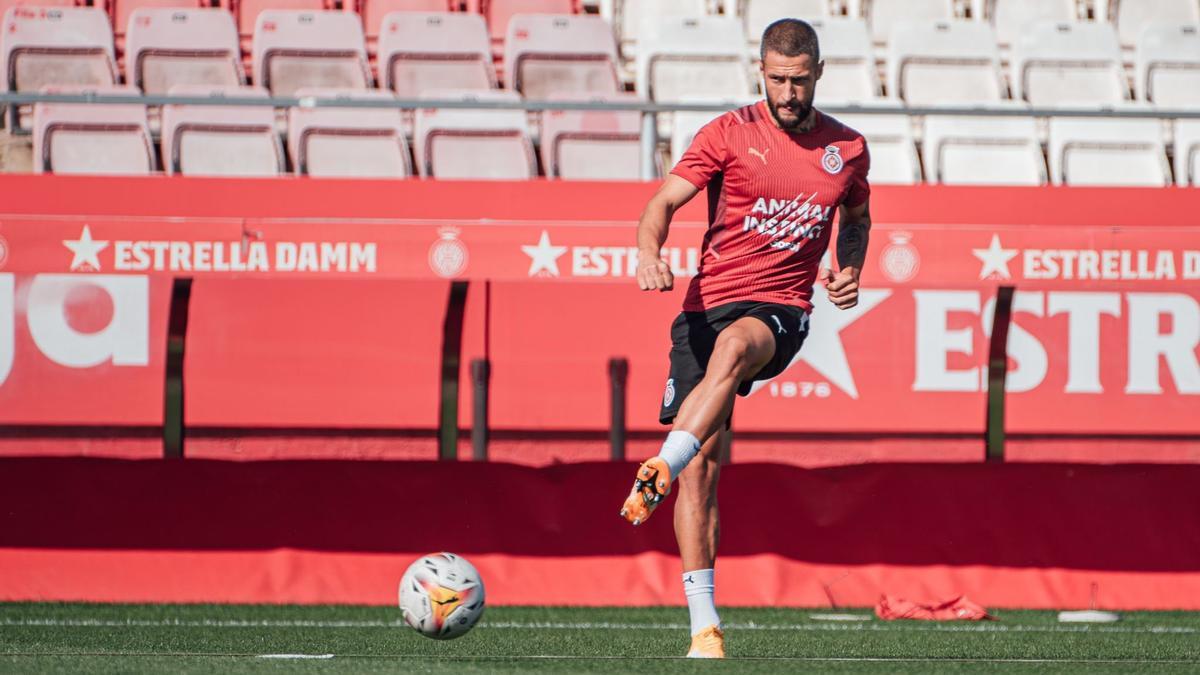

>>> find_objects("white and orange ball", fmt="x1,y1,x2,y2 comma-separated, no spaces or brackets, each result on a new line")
398,552,486,640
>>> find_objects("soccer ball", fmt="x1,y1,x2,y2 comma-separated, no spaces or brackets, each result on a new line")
398,552,486,640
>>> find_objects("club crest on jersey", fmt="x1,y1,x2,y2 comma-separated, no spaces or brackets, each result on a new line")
821,145,844,175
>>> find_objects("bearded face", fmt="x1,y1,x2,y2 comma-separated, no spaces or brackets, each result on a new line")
761,51,822,130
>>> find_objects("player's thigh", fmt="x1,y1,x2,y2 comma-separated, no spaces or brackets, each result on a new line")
711,316,776,376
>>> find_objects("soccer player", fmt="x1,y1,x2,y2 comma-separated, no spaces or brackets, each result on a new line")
618,19,872,658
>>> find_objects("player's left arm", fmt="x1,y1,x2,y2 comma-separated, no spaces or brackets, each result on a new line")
824,197,871,310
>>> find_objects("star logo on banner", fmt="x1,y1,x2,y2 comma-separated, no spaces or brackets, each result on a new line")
749,286,892,399
521,230,568,277
971,234,1018,280
63,225,109,272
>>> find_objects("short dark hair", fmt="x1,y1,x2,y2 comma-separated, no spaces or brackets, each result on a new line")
760,18,820,62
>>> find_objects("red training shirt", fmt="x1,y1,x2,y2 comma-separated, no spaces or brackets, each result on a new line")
670,100,870,313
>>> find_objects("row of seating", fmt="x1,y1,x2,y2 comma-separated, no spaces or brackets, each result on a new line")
31,83,1200,187
32,85,642,179
4,7,1199,128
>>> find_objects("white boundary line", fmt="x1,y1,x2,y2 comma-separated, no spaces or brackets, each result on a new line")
2,617,1197,634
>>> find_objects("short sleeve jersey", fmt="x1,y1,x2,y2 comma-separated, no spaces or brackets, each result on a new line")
670,101,870,313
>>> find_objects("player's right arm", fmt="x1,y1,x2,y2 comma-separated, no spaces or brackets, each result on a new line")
636,174,700,292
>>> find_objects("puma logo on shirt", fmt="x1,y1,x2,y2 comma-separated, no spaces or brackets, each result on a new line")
748,147,770,165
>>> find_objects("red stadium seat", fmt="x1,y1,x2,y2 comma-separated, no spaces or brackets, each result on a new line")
0,0,87,22
503,14,619,99
287,88,411,177
251,9,370,96
539,92,642,180
356,0,452,51
161,84,284,175
413,89,535,179
234,0,333,49
377,11,494,97
112,0,208,47
32,84,154,175
1,6,116,129
125,8,242,94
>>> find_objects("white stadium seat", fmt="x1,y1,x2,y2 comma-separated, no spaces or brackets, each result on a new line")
32,84,154,175
670,106,725,167
1105,0,1200,50
540,92,643,180
1174,118,1200,186
413,89,536,179
985,0,1079,50
125,8,243,95
637,16,754,103
922,105,1046,185
161,85,285,176
834,102,921,184
377,12,495,97
861,0,957,46
360,0,450,50
1011,20,1128,106
887,19,1006,104
504,14,619,99
252,10,371,97
236,0,330,47
1048,109,1171,187
287,88,411,178
809,18,881,103
1136,23,1200,107
730,0,831,45
615,0,708,60
1,7,117,128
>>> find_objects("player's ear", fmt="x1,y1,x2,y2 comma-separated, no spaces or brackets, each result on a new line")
815,60,824,81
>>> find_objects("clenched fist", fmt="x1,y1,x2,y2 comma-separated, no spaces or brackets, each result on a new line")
820,267,860,310
637,251,674,292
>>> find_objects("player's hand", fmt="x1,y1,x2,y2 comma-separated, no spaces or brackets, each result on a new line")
821,267,860,310
637,251,674,292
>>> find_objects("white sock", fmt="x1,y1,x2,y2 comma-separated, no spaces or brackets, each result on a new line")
683,569,720,635
657,430,701,480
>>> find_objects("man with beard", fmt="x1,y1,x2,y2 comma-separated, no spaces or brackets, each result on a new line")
617,18,872,658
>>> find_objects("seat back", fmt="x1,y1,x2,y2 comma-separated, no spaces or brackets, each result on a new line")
126,8,242,94
637,15,752,103
1175,118,1200,186
738,0,829,44
1048,110,1171,186
504,14,618,99
887,19,1005,104
33,84,154,175
288,87,411,177
1,6,115,93
835,103,922,184
1136,22,1200,106
161,84,284,176
377,12,494,96
922,104,1045,185
359,0,449,47
113,0,208,43
413,89,535,179
865,0,956,45
809,18,880,102
540,92,642,179
1111,0,1200,49
987,0,1078,49
252,9,370,96
1011,20,1128,105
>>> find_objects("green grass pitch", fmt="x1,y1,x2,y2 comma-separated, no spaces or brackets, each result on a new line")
2,603,1199,673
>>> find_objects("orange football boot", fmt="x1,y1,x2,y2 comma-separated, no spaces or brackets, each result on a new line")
618,457,672,526
687,625,725,658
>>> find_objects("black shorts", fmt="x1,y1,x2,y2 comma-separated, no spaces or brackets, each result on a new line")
659,300,810,425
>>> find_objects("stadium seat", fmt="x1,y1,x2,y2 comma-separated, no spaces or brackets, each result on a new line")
1175,118,1200,186
377,12,495,97
504,14,619,99
1105,0,1200,50
808,18,881,103
413,89,536,179
1011,20,1128,106
669,106,722,166
32,84,154,175
1047,110,1171,186
834,103,921,184
614,0,708,61
112,0,208,48
985,0,1079,50
1136,23,1200,107
236,0,332,47
728,0,831,45
539,92,643,179
161,85,285,176
287,88,411,177
636,16,753,104
252,10,371,97
859,0,958,46
922,105,1046,185
125,8,242,95
1,6,116,129
357,0,451,51
478,0,581,54
887,19,1005,104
